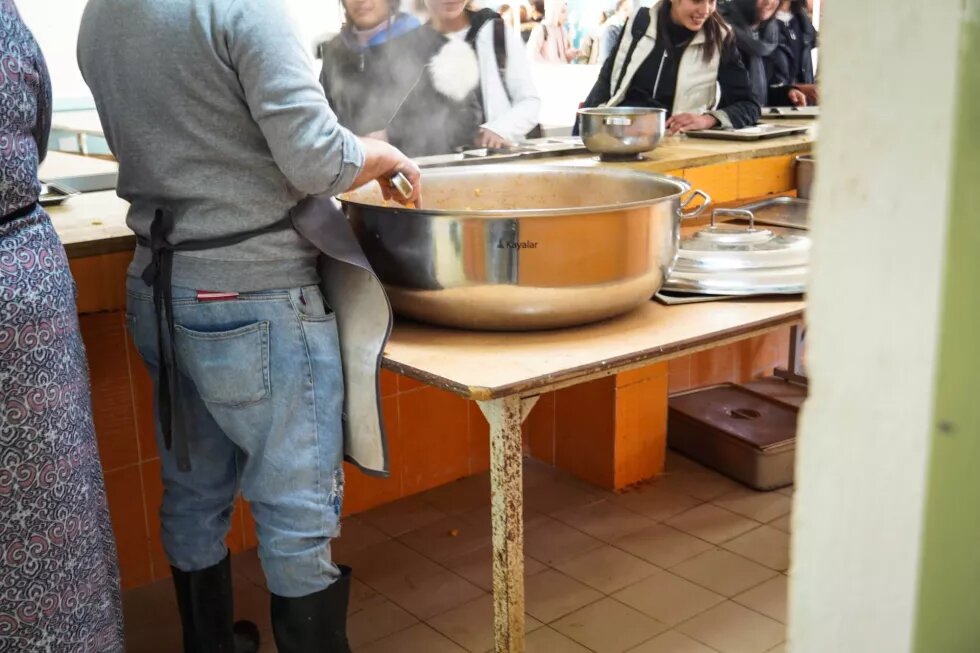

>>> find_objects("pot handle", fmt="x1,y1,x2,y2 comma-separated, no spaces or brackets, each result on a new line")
677,189,712,219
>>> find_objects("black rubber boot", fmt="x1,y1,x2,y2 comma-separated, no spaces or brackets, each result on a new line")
171,553,260,653
270,565,352,653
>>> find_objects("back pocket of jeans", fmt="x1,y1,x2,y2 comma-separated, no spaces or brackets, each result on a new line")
174,321,271,406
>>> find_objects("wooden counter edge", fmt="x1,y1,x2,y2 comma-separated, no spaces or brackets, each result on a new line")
382,307,806,400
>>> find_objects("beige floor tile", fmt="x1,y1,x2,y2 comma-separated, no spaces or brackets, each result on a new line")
613,569,725,627
233,548,267,589
349,599,419,647
671,550,778,598
525,477,607,515
524,569,604,623
768,514,792,534
398,515,492,566
349,578,387,615
612,485,704,523
711,489,792,524
677,602,784,653
627,629,719,653
345,541,485,620
360,495,448,538
427,594,543,653
666,505,759,545
650,470,742,502
419,473,492,515
526,626,595,653
123,580,183,653
552,500,657,543
722,526,791,572
333,516,391,559
447,543,548,593
524,516,605,566
357,623,467,653
555,545,660,594
552,598,668,653
733,576,788,624
664,451,708,474
614,525,714,568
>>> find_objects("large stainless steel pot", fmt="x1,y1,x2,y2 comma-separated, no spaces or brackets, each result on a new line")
340,164,711,331
577,107,667,159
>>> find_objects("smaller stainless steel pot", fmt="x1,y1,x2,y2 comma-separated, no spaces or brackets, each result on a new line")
578,107,666,160
795,155,815,199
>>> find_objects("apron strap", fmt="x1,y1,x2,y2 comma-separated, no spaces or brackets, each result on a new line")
138,210,294,472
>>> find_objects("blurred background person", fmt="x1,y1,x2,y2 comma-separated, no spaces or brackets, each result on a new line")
772,0,818,104
719,0,795,107
320,0,481,156
427,0,542,147
596,0,633,65
0,1,124,650
526,0,579,62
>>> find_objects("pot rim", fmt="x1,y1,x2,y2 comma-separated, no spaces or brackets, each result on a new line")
339,164,693,219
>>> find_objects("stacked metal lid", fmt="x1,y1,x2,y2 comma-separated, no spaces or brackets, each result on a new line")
662,209,809,296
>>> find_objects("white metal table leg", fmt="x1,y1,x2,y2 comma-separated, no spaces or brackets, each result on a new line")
478,395,539,653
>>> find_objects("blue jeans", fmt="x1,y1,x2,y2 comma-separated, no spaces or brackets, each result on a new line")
126,278,345,597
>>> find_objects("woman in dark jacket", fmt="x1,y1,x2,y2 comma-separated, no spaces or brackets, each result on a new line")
0,1,124,650
581,0,761,134
319,0,481,156
718,0,798,106
770,0,818,104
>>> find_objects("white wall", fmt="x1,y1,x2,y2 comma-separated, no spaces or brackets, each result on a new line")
789,1,960,652
17,0,343,108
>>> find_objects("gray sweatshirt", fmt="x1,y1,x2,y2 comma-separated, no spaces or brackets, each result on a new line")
77,0,365,292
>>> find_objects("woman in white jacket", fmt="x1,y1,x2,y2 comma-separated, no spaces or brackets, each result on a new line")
427,0,543,147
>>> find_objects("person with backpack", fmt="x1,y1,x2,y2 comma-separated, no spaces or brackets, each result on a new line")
526,0,580,63
319,0,480,157
427,0,543,148
579,0,760,134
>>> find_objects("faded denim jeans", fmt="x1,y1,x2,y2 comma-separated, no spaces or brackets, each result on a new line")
126,277,345,597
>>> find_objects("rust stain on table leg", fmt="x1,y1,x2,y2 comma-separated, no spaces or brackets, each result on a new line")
479,396,534,653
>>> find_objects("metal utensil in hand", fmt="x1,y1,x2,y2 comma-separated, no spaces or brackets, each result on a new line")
389,171,416,206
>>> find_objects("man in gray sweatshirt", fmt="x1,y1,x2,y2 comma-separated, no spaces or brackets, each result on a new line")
77,1,420,651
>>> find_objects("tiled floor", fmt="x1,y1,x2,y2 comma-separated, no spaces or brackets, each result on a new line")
123,453,792,653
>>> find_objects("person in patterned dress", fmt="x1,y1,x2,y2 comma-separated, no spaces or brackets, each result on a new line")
0,1,125,651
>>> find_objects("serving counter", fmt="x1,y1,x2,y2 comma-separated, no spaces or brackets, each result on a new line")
41,131,811,651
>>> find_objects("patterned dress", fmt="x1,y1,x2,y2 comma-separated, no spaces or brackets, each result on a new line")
0,1,125,650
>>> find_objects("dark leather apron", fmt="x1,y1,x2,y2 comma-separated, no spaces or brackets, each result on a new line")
139,197,392,476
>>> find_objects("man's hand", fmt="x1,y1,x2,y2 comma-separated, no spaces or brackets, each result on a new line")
793,84,819,106
348,137,421,206
666,112,719,135
788,88,808,107
475,128,512,150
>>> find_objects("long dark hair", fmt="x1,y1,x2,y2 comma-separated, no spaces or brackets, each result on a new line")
660,0,732,62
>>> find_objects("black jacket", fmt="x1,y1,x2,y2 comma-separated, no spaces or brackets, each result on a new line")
580,5,760,130
772,3,817,86
718,0,789,107
320,22,481,157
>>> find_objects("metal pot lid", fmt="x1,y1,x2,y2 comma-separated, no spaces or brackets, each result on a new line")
675,209,811,271
662,265,807,296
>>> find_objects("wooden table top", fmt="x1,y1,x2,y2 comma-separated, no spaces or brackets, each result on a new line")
39,151,118,180
383,299,805,400
50,110,105,137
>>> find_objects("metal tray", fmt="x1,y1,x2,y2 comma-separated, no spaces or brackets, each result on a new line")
736,197,809,230
760,106,820,119
38,182,80,207
43,171,118,194
685,123,810,141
